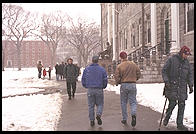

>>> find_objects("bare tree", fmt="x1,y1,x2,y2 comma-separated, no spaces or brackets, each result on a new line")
66,17,101,67
32,11,67,68
2,4,38,70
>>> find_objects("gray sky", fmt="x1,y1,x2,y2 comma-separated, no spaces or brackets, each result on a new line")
13,3,101,25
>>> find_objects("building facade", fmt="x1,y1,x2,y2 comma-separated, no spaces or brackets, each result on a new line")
101,3,194,82
2,40,53,68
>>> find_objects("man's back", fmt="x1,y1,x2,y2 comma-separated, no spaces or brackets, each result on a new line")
82,63,107,89
115,60,141,84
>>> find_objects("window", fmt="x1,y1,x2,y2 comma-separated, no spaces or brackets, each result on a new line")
132,35,135,47
125,28,128,49
138,24,142,46
147,20,151,43
185,3,194,33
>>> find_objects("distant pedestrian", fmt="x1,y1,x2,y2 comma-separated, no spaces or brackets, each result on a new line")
82,56,108,127
114,51,141,127
55,63,60,81
162,46,193,131
37,61,43,79
64,58,79,100
60,62,65,80
43,68,47,79
47,66,52,80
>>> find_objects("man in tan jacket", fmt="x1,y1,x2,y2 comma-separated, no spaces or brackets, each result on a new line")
115,51,141,127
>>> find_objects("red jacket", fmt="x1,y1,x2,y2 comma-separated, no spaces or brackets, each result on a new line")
43,69,47,76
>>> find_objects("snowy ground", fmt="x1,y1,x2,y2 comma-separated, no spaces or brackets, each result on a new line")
2,67,194,131
105,83,194,130
2,68,63,131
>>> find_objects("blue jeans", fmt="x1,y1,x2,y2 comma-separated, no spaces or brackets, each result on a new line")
120,83,137,120
87,88,104,121
56,74,60,81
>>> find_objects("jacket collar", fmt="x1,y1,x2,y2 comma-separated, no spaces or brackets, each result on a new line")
121,59,128,62
90,63,99,66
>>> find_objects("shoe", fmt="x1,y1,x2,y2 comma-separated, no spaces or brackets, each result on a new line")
90,120,95,127
72,93,75,98
121,120,127,124
177,125,188,131
163,118,169,126
131,115,136,127
96,115,102,125
68,96,71,100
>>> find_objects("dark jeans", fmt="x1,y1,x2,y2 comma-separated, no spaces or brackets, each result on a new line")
66,82,76,97
164,99,185,126
38,71,42,78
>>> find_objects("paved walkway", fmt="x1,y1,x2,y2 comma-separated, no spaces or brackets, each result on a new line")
56,81,177,131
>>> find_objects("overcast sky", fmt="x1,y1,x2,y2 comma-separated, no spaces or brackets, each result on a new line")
12,3,101,25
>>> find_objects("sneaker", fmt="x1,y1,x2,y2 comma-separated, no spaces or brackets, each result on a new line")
163,118,169,126
121,120,127,124
90,120,95,127
177,125,188,131
131,115,136,127
68,96,71,100
96,115,102,125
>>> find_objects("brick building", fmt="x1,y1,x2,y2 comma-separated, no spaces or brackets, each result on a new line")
100,3,194,83
2,40,53,68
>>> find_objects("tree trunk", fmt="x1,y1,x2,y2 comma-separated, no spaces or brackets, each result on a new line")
17,49,21,71
77,49,82,67
51,52,54,69
2,51,5,71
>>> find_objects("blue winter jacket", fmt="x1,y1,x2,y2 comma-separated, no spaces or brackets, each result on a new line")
82,63,108,89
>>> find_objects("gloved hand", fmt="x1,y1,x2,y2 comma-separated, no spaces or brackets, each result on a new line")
165,82,170,89
189,86,193,94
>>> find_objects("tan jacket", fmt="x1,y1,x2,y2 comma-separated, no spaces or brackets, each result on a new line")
115,59,141,84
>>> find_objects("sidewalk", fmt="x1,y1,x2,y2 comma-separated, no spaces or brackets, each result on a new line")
56,81,177,131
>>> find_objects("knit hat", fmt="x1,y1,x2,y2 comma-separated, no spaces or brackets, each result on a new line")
92,55,99,63
120,51,127,59
180,46,191,55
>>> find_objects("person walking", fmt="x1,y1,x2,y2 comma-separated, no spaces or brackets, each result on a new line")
60,62,65,80
43,68,47,79
114,51,141,127
55,63,60,81
162,46,193,131
37,61,43,79
82,56,108,127
47,66,52,80
64,58,79,100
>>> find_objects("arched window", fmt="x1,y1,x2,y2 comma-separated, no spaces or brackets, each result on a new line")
185,3,194,33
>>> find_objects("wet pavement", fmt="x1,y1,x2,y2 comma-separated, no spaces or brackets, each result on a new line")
56,81,178,131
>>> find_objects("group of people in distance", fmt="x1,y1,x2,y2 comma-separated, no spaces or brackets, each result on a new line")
37,61,51,80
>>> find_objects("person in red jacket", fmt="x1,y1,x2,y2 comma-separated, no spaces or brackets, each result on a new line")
43,68,47,79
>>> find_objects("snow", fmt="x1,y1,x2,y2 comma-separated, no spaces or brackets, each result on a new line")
2,68,63,131
105,83,194,130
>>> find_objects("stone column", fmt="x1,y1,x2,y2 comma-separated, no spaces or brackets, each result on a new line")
170,3,180,53
107,3,111,44
151,3,157,47
112,3,116,61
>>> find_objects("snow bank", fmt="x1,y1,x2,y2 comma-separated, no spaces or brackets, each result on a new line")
2,93,63,131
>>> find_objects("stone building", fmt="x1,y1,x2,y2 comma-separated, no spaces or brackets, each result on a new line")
100,3,194,83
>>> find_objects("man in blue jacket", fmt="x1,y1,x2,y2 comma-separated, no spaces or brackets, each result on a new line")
82,55,108,127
